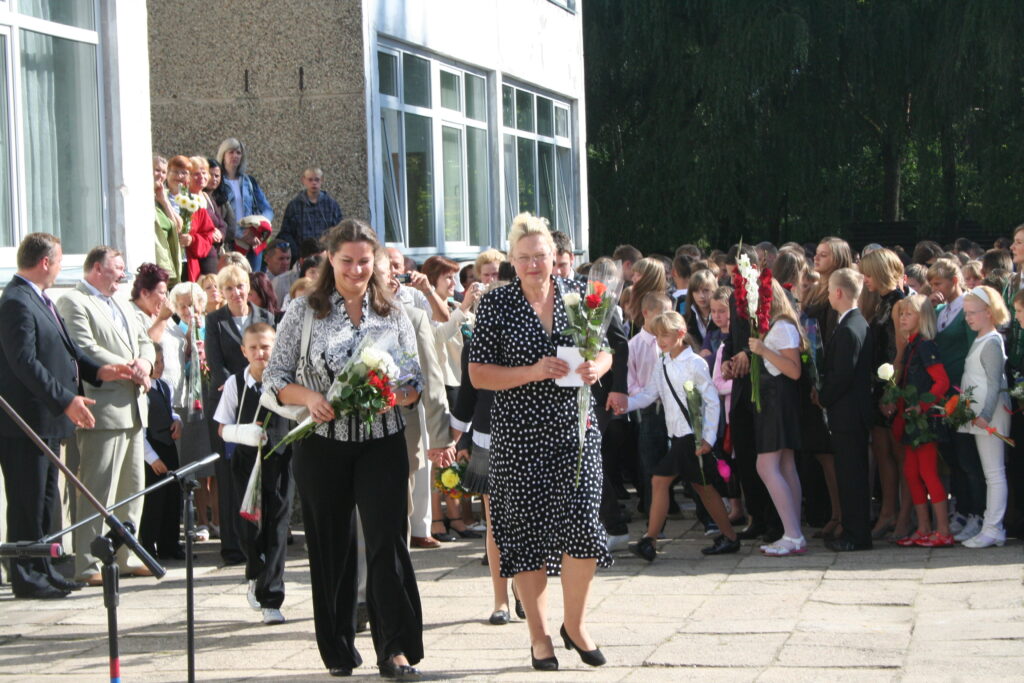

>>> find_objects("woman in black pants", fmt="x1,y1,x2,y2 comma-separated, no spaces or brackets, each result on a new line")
264,219,424,679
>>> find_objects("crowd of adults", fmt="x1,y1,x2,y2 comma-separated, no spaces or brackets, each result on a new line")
2,135,1023,678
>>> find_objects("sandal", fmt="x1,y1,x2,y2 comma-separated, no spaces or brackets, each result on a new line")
431,520,456,543
760,535,807,556
896,530,929,547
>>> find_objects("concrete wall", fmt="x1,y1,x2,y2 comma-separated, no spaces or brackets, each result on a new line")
147,0,370,226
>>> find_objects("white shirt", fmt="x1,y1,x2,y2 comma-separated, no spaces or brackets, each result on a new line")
81,279,129,338
143,383,181,465
627,347,719,444
213,367,260,426
936,295,964,332
763,320,800,377
627,328,660,397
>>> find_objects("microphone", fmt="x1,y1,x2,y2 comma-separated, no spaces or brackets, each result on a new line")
0,541,65,559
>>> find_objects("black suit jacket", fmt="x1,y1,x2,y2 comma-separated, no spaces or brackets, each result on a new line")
205,303,274,390
819,308,874,432
0,276,102,439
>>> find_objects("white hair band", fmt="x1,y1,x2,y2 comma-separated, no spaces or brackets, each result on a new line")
969,286,991,305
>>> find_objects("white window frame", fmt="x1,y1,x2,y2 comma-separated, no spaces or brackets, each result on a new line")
0,0,105,277
499,79,578,249
371,40,496,258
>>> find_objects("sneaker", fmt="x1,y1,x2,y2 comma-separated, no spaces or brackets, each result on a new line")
962,531,1007,549
246,580,260,611
703,521,720,537
949,512,968,535
468,520,487,533
701,534,741,555
208,523,221,539
262,607,285,625
605,533,629,553
761,535,807,556
195,525,210,543
954,515,982,542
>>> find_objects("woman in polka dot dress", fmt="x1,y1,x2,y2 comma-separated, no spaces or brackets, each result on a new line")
469,213,612,671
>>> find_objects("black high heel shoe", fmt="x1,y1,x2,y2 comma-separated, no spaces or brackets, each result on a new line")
560,624,606,667
431,519,456,543
378,656,421,679
445,518,482,539
531,644,558,671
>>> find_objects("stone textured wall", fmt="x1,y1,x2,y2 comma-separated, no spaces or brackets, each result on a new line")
148,0,369,229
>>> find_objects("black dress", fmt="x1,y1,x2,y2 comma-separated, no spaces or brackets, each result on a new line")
469,276,612,578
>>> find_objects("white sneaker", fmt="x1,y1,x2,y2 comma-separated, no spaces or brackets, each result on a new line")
246,580,260,611
953,515,982,542
961,531,1006,549
606,533,629,552
262,607,285,625
195,525,210,542
949,513,967,535
468,520,487,533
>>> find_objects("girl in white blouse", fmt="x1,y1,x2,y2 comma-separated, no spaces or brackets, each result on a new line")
748,280,808,556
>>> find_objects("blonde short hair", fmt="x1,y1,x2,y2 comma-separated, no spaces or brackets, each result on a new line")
474,248,505,275
829,267,863,301
900,294,938,340
219,252,252,273
168,281,208,312
188,156,210,172
964,285,1010,327
926,258,961,283
649,310,687,336
217,264,250,290
507,212,554,257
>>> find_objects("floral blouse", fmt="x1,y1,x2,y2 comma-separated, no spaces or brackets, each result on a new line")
264,290,422,443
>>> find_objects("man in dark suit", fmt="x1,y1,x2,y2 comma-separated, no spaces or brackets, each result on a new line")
0,233,131,598
817,268,874,551
204,267,274,565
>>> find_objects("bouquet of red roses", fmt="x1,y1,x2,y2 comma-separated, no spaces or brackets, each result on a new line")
732,249,773,412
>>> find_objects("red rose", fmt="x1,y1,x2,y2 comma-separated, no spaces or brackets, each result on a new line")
585,293,602,309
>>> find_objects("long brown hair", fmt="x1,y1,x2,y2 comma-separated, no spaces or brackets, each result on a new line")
624,257,667,326
806,237,852,310
308,219,393,319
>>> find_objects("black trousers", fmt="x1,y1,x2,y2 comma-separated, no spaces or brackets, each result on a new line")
940,432,986,518
139,439,182,557
0,437,64,595
293,432,422,670
231,446,294,609
206,406,244,563
594,401,630,534
832,429,871,546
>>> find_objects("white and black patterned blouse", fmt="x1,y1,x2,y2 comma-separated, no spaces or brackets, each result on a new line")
264,290,422,443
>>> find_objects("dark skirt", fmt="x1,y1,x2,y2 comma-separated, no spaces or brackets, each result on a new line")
663,435,721,486
755,371,802,453
462,443,491,495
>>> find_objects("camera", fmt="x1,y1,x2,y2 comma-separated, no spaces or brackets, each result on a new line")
396,273,412,284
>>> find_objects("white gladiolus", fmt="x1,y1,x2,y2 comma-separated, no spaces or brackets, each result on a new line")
563,292,581,307
877,363,895,382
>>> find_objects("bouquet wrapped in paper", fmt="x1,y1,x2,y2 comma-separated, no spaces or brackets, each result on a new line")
945,386,1014,446
559,260,624,486
239,422,271,526
732,247,773,412
268,331,413,453
182,309,206,422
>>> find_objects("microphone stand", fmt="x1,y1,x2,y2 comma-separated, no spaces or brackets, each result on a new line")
0,394,167,683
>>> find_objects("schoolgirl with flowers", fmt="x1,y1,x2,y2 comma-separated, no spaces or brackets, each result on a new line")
958,286,1012,548
888,295,953,547
627,311,739,561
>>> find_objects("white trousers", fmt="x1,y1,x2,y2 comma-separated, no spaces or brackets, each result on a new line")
973,433,1008,538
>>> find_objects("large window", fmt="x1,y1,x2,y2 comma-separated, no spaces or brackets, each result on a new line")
0,1,103,256
377,46,491,250
501,84,577,246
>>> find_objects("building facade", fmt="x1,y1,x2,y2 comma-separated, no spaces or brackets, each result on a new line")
148,0,589,260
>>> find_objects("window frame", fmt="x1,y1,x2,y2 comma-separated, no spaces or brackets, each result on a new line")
0,0,105,277
372,41,496,257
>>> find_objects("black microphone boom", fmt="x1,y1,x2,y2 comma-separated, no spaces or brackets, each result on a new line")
0,541,65,558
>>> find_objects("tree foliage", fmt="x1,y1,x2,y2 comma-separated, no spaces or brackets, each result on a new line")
584,0,1024,256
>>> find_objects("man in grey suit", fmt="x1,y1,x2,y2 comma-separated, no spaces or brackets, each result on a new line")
56,246,156,583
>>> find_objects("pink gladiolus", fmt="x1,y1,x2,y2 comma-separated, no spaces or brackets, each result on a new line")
717,458,732,482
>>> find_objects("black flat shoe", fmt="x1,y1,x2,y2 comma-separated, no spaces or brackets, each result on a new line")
531,646,558,671
14,584,69,600
489,609,510,625
511,581,526,619
560,624,606,666
329,667,352,677
702,534,741,556
445,518,482,539
378,659,421,679
629,536,656,562
736,523,766,540
430,520,456,543
49,577,86,591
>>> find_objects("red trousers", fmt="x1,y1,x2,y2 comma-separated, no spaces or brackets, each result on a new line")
903,442,947,505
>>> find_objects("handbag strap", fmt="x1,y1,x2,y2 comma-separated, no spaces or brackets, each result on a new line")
662,361,692,427
298,305,314,375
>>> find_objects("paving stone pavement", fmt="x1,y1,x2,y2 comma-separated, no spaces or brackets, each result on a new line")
0,516,1022,682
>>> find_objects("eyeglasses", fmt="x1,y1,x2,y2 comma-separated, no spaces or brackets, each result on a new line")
515,253,552,266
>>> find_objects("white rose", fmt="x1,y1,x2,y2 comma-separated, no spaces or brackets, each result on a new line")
360,347,387,370
683,380,695,392
877,363,895,382
563,292,581,307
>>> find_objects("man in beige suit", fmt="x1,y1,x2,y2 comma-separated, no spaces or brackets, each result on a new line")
56,246,156,583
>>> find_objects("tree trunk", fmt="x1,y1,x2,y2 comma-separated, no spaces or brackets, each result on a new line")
881,134,902,222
